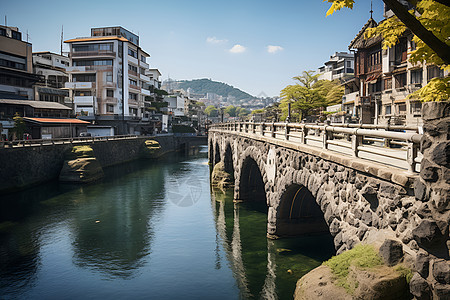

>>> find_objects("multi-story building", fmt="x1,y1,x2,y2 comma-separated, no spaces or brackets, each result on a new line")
33,51,69,103
343,6,447,126
0,25,40,100
64,26,155,134
317,52,354,81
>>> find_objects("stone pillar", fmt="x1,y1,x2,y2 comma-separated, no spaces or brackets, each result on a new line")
411,102,450,300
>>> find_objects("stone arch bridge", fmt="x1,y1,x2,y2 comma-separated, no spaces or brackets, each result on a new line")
208,102,449,299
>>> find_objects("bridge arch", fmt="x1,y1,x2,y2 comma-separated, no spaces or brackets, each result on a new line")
275,183,330,237
223,143,234,181
209,139,214,164
238,156,267,204
214,141,221,165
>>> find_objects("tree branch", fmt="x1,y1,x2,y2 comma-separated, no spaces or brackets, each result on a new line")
383,0,450,65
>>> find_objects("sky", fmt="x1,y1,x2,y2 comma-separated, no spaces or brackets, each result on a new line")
2,0,385,97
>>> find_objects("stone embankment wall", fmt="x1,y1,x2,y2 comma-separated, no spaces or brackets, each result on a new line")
0,135,206,193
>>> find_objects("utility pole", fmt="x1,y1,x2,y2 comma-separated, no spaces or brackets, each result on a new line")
60,25,63,55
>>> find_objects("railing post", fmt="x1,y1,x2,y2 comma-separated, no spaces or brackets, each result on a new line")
260,123,264,136
352,130,362,157
271,122,276,138
285,123,290,140
407,142,418,173
252,122,256,134
300,126,306,144
322,126,328,149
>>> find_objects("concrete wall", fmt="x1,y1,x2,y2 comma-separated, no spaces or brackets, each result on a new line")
0,135,206,193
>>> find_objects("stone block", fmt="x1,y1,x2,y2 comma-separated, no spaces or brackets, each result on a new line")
379,239,404,266
434,283,450,300
431,141,450,167
421,101,449,121
329,218,341,236
421,135,433,152
409,273,431,300
414,178,428,202
433,259,450,284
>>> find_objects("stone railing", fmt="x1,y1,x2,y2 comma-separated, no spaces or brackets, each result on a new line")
210,121,423,173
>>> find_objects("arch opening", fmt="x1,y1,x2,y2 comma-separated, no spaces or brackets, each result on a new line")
214,142,221,165
209,140,214,164
223,144,234,182
276,184,330,237
239,157,266,204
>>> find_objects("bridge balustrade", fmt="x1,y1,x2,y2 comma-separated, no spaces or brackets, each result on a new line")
210,121,422,173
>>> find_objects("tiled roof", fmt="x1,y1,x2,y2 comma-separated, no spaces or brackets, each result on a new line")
349,18,379,50
23,117,90,124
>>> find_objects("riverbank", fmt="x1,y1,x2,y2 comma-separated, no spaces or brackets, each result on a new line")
0,135,207,193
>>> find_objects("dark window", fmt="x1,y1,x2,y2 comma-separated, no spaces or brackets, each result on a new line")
129,79,137,86
72,74,96,82
427,66,444,81
384,78,392,90
74,90,92,96
73,43,113,52
106,89,114,97
395,38,407,64
410,101,421,114
73,59,112,66
386,104,392,115
107,104,114,112
11,30,21,40
129,92,137,100
128,48,137,58
106,72,113,82
141,55,146,62
410,69,422,84
0,28,6,36
128,64,137,72
395,72,407,88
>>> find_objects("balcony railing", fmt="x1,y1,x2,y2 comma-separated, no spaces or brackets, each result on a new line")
71,51,116,58
210,121,422,173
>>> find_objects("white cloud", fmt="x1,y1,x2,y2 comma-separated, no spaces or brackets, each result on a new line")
229,44,246,53
206,36,228,44
267,45,284,54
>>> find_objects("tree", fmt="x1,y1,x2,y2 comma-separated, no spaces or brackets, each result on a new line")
205,105,219,117
324,0,450,66
325,0,449,102
224,105,237,117
280,71,341,121
12,113,26,140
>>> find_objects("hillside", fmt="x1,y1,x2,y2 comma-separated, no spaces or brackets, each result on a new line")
167,78,255,101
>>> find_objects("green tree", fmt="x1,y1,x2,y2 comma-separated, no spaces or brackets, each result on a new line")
280,71,328,121
205,105,219,117
324,0,450,101
224,105,237,117
12,113,26,140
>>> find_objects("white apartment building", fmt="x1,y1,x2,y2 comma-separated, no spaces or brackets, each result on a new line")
317,52,354,81
64,26,156,133
33,52,70,103
164,95,185,117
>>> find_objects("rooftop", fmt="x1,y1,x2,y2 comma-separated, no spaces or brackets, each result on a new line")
0,99,72,110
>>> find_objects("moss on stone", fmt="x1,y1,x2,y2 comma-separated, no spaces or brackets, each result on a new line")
66,145,94,159
323,244,383,292
394,264,413,284
142,140,162,158
211,161,233,190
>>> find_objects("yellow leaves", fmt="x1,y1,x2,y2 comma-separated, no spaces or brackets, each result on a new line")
323,0,354,16
408,77,450,102
365,16,407,50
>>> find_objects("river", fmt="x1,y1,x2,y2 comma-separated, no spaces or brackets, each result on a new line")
0,146,334,299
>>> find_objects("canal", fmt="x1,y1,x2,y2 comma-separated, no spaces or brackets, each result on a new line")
0,146,334,299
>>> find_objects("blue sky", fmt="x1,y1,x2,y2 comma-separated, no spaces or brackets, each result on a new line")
3,0,384,97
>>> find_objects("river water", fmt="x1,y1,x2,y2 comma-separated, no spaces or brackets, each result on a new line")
0,147,334,299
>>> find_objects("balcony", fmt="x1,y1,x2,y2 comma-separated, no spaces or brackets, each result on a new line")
104,97,118,104
102,82,116,88
128,70,138,77
129,84,140,91
140,73,150,82
74,96,95,105
65,82,93,89
66,65,112,72
139,61,149,69
342,91,359,104
141,89,151,96
71,51,116,58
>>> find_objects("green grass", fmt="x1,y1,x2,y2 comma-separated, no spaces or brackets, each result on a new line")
323,244,383,292
394,265,413,284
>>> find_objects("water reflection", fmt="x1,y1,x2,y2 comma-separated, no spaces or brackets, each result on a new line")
212,188,335,299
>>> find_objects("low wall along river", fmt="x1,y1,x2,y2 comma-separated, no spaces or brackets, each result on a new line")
0,135,207,193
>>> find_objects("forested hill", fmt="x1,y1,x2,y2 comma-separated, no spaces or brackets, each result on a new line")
169,79,255,101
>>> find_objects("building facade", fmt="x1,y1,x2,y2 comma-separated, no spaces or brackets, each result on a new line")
33,51,69,103
317,52,354,82
0,25,40,100
64,26,157,134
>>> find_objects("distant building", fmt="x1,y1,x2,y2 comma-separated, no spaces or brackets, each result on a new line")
317,52,354,81
33,51,70,103
0,25,40,100
64,26,157,134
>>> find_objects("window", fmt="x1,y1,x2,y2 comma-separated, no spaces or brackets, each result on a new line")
411,40,416,51
106,90,114,97
410,101,421,115
385,105,392,115
427,66,444,81
384,78,392,90
369,81,381,93
129,108,138,115
106,72,113,82
73,43,113,52
410,69,422,85
0,28,6,36
128,64,138,73
141,55,146,63
129,92,137,100
72,74,96,82
11,30,21,40
73,59,112,66
75,90,92,96
129,79,137,86
395,72,407,88
107,104,114,112
128,48,137,58
347,61,351,67
140,67,145,74
395,38,408,63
